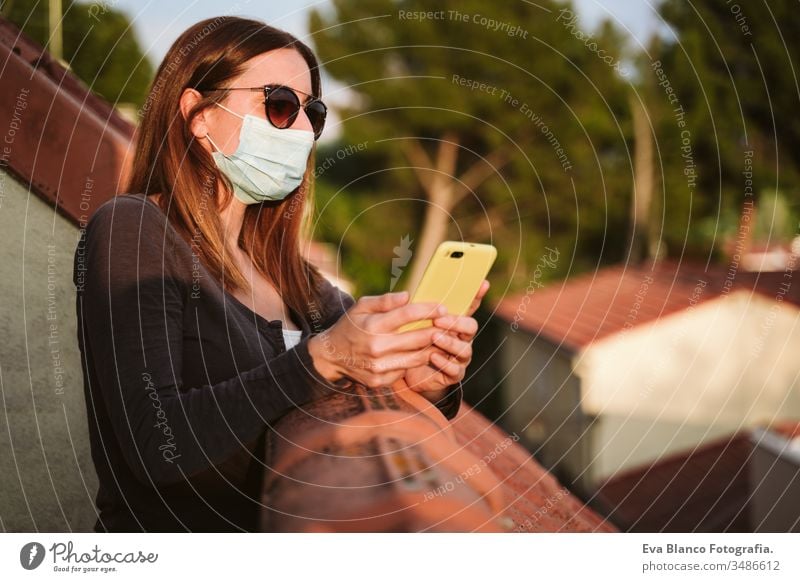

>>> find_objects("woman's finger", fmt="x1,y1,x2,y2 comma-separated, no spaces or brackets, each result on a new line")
367,345,438,373
399,325,444,344
352,291,409,315
372,301,445,332
430,351,464,381
362,326,442,357
432,314,478,339
465,279,490,317
431,332,472,363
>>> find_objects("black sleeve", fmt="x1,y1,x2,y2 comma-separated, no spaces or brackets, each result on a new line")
315,275,356,331
435,382,463,420
79,198,337,487
315,277,463,420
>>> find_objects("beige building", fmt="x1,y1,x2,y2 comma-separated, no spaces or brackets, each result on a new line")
494,260,800,493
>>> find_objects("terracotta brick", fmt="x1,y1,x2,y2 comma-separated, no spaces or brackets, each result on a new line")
262,383,616,532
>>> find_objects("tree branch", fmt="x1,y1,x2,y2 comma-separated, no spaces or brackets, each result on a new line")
401,139,436,195
452,150,510,205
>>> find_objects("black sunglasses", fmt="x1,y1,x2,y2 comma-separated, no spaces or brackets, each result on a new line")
203,84,327,140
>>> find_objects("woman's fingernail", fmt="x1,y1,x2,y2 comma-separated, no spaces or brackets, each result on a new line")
437,305,447,315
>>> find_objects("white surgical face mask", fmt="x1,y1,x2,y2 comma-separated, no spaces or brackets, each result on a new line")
205,102,314,205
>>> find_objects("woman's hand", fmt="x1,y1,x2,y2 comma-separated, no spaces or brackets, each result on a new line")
401,279,490,399
307,291,446,389
465,279,490,319
400,314,477,396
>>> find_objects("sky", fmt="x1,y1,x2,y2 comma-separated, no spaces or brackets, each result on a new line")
572,0,667,49
111,0,665,66
111,0,322,61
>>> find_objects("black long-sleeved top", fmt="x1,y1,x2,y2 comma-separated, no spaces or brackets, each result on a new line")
73,193,462,532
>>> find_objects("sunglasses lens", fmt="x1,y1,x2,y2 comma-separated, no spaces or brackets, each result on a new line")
266,87,300,129
265,86,327,139
306,101,327,140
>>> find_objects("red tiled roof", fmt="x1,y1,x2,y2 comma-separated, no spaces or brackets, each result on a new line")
0,16,133,225
493,259,799,352
451,403,616,532
593,432,752,532
768,420,800,441
264,383,616,532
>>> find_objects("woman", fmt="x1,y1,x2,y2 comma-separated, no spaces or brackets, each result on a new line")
73,16,488,532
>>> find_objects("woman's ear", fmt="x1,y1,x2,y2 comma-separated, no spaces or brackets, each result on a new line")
179,88,209,139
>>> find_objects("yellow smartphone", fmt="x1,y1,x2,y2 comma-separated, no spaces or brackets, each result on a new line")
398,241,497,332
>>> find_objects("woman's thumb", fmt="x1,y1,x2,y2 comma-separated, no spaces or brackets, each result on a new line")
383,290,409,309
357,290,409,313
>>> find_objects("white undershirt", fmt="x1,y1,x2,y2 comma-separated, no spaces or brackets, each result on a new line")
282,327,303,350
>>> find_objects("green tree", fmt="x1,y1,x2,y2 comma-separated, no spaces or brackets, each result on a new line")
650,0,800,257
309,0,632,296
2,0,153,107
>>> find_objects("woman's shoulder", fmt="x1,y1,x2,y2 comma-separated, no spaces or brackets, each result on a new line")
75,194,190,289
81,193,183,263
87,193,161,227
84,193,178,244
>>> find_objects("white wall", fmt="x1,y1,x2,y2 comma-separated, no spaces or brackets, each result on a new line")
574,290,800,481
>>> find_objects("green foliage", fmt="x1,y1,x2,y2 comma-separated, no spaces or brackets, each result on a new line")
650,0,800,257
309,0,632,296
3,0,153,107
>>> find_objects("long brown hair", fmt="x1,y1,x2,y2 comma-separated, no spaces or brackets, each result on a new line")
127,16,328,323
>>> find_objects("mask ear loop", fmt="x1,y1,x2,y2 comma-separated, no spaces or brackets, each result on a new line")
204,132,222,154
204,101,245,154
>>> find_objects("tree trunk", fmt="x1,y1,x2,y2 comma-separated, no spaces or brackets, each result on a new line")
401,134,458,293
401,136,509,294
405,184,455,293
629,93,655,263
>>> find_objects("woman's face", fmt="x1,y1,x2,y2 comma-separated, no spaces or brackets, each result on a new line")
199,48,315,155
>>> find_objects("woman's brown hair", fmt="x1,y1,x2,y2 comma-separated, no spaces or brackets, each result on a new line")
127,16,328,323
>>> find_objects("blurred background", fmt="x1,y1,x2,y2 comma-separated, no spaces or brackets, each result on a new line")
1,0,798,532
